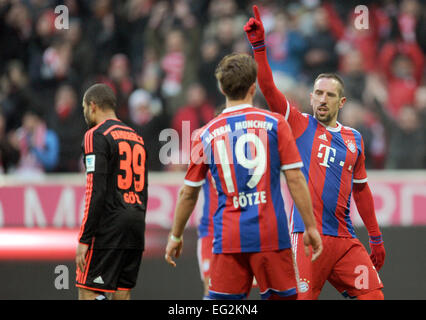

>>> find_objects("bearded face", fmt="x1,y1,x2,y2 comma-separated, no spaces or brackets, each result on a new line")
310,78,345,127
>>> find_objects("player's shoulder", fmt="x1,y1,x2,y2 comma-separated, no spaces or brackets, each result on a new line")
83,121,106,153
195,108,236,138
235,106,287,126
84,119,137,150
98,119,135,135
194,118,217,140
84,119,116,136
254,106,285,121
341,124,363,139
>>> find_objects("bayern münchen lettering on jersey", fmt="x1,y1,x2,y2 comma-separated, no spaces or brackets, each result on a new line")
285,102,368,238
185,104,303,254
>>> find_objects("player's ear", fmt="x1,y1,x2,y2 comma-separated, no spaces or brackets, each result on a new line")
248,82,256,97
217,81,224,95
89,101,97,113
339,96,346,110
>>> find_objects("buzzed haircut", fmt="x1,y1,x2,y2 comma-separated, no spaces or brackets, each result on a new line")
314,73,345,97
83,83,117,111
215,53,257,100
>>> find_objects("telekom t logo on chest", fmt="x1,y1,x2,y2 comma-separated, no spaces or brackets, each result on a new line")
317,143,337,168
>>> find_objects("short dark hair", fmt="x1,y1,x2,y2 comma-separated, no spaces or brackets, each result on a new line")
83,83,117,111
215,53,257,100
314,73,345,97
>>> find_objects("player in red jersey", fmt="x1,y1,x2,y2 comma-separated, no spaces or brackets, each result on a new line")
244,6,386,300
198,172,259,300
76,84,148,300
165,53,322,300
197,171,217,299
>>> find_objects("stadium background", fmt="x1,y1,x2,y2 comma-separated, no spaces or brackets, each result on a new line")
0,0,425,300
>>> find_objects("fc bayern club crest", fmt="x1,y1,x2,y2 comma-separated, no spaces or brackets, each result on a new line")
346,140,356,153
299,278,310,293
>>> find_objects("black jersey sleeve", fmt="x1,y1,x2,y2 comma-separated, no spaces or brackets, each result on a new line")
78,130,110,245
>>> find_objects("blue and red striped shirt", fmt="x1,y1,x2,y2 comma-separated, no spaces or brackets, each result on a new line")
185,104,303,254
282,101,367,238
198,171,217,239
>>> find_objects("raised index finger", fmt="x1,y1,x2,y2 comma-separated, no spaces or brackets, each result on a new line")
253,5,261,21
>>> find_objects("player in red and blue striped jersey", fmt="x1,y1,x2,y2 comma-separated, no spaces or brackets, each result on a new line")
197,172,259,300
165,53,322,300
196,172,217,299
245,5,385,300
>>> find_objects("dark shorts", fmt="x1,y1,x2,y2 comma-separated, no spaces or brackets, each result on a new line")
76,248,143,293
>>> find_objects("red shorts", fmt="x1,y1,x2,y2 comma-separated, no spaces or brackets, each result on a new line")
197,236,214,281
208,248,297,300
291,232,383,299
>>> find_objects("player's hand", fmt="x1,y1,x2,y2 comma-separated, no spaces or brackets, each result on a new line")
76,243,89,273
303,227,323,262
369,235,385,271
243,5,265,50
165,234,183,267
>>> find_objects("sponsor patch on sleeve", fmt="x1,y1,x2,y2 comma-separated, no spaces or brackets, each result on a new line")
85,154,96,172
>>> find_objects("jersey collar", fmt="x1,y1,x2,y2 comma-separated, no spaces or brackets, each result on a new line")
317,119,342,132
222,104,253,114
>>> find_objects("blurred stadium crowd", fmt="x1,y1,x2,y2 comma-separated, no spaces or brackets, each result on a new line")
0,0,425,176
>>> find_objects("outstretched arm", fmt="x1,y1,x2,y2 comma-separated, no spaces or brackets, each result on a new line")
244,5,290,117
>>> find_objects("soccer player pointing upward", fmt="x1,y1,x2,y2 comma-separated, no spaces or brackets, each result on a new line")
165,53,322,300
245,5,386,300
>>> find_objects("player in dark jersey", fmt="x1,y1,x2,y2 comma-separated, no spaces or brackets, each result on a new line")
165,53,322,300
75,83,148,300
244,5,385,300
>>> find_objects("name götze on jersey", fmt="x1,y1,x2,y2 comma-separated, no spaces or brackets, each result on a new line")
200,119,274,210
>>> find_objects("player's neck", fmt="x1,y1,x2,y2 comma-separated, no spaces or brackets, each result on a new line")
96,111,119,125
225,97,253,109
316,114,339,128
320,119,338,128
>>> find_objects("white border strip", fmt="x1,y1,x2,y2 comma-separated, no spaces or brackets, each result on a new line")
353,178,368,184
184,179,205,187
284,99,290,121
281,162,304,171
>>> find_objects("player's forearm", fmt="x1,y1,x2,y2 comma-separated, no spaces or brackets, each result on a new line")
285,169,316,230
253,49,274,93
254,49,289,115
171,185,200,237
353,182,381,237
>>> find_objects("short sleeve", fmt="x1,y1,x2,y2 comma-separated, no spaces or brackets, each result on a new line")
286,104,310,139
353,136,368,183
184,130,209,187
83,131,109,174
